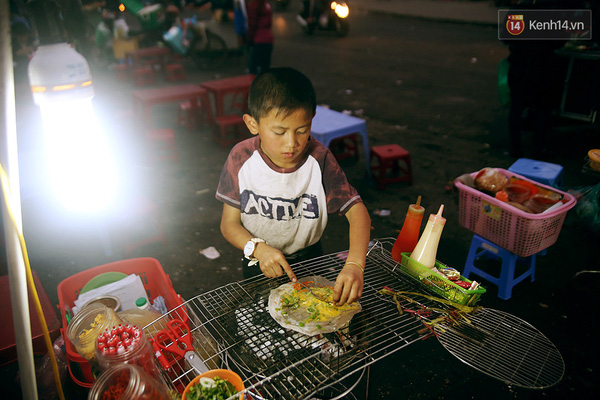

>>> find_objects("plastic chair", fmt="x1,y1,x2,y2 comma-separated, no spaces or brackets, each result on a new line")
508,158,564,187
463,235,536,300
370,144,413,189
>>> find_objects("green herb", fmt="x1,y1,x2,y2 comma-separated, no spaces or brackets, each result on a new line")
187,376,237,400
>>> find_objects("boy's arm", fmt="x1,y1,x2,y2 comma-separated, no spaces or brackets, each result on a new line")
220,204,297,281
332,202,371,305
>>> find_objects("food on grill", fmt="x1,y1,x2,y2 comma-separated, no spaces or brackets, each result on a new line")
268,276,361,336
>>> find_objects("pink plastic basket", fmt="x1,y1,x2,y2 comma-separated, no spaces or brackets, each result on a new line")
455,168,576,257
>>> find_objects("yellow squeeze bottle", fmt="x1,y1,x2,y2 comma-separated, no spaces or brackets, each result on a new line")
410,204,446,270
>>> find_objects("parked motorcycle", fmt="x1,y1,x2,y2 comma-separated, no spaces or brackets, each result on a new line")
297,1,350,37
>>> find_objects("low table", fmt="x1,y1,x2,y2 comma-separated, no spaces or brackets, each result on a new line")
131,84,212,128
127,46,172,71
201,74,256,119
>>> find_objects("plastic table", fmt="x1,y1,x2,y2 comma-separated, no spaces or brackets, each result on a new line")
311,106,371,176
131,84,212,128
201,74,256,119
127,46,172,70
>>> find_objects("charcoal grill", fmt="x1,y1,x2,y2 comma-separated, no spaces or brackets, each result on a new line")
146,239,564,398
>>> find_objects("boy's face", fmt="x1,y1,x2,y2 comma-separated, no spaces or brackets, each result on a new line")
243,108,313,169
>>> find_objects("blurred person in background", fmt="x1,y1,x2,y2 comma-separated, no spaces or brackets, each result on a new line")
246,0,273,74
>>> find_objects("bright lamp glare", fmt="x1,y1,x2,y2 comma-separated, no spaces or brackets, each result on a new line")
335,3,349,19
39,99,118,213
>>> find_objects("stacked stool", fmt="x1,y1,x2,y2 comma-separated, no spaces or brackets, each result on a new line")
463,235,536,300
370,144,413,189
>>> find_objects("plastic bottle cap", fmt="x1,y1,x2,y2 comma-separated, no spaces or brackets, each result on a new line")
135,297,148,308
429,204,446,224
408,204,425,214
495,190,509,202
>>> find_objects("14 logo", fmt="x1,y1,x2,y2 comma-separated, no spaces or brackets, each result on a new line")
506,15,525,35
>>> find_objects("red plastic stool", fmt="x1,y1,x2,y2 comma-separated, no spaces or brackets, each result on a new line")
214,115,248,148
146,128,178,163
370,144,413,189
115,63,129,81
329,134,359,161
133,66,155,86
121,195,169,257
164,63,186,82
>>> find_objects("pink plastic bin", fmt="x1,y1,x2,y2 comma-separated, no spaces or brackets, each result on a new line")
455,168,576,257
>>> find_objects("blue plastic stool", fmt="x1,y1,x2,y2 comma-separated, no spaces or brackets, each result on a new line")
311,106,371,177
463,235,536,300
508,158,564,187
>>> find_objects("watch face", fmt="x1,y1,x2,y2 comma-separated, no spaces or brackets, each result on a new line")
244,241,254,257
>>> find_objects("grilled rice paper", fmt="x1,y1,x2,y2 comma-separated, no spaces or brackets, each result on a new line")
268,276,362,336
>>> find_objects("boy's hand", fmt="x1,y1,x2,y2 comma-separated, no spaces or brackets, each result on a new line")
254,243,297,282
332,263,364,306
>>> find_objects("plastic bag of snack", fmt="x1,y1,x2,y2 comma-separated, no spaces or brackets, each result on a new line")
475,168,509,194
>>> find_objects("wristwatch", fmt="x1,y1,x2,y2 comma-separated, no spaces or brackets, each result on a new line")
244,238,266,266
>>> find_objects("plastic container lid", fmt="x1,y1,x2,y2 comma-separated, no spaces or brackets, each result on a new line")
135,297,149,309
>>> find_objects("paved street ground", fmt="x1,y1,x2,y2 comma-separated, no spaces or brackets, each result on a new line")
2,2,600,399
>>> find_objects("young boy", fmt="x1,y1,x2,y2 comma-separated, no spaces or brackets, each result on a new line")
216,68,371,305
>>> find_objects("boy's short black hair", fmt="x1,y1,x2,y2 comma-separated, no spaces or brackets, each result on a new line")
247,67,317,121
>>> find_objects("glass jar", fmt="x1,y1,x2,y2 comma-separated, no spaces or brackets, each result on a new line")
88,363,171,400
95,324,160,380
66,303,122,363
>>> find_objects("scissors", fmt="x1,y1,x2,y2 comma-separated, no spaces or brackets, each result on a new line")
154,319,208,374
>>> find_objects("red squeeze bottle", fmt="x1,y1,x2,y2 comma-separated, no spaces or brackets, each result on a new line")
391,196,425,262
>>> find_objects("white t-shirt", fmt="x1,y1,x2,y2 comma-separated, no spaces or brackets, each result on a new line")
216,136,361,254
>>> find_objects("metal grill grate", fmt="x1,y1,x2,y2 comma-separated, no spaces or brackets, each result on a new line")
437,308,564,389
147,240,438,398
146,239,564,398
